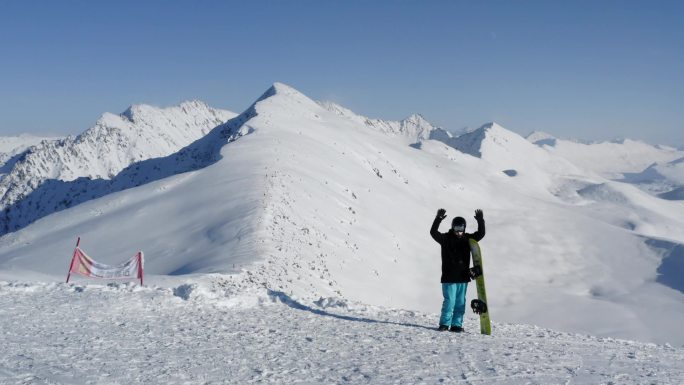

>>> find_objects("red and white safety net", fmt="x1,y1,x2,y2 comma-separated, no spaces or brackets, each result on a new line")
67,247,144,285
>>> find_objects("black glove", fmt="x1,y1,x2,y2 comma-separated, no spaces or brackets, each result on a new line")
474,209,484,221
436,208,447,220
469,265,482,280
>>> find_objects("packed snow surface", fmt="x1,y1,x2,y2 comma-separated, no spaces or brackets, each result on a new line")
1,281,682,385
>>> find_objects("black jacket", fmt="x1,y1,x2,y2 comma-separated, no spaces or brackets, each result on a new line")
430,215,485,283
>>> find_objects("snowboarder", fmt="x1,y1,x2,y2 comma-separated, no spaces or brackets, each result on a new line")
430,208,485,332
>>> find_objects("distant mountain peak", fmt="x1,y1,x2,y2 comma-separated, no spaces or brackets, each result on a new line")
401,113,433,127
527,131,558,147
116,100,220,127
249,83,322,117
475,121,510,133
0,100,236,235
179,99,210,108
440,121,531,158
318,101,439,142
527,131,556,141
403,113,428,124
271,82,300,94
480,121,499,129
258,82,310,102
475,121,523,139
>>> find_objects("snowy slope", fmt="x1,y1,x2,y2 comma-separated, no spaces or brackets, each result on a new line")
620,157,684,199
528,132,683,179
527,132,684,199
1,83,683,349
445,122,597,197
1,281,682,384
0,101,235,234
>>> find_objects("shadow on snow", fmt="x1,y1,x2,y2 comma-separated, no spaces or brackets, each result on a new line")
645,238,684,294
267,290,436,331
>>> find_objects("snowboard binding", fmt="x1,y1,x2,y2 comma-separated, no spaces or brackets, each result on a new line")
471,299,488,315
469,265,483,280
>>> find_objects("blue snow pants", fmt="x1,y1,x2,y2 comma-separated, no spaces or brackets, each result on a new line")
440,283,468,327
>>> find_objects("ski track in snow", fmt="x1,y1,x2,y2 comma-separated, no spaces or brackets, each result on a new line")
0,281,682,385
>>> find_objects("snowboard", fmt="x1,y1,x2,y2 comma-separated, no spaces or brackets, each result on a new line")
469,239,491,335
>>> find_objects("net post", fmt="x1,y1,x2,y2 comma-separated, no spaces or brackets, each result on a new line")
65,237,80,283
138,252,144,286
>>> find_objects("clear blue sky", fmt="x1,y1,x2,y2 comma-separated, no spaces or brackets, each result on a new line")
1,0,682,145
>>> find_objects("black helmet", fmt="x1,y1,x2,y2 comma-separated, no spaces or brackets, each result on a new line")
451,216,466,231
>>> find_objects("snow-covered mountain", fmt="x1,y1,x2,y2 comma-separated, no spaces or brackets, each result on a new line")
527,131,683,179
0,101,235,234
443,122,595,198
619,157,684,199
0,134,61,174
0,134,59,155
1,83,683,352
525,130,557,145
320,101,451,144
526,131,684,202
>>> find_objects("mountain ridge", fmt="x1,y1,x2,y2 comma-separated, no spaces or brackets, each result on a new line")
319,101,444,143
0,101,236,235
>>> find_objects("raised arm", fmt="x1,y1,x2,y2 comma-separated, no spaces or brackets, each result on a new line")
430,208,447,243
471,209,486,241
